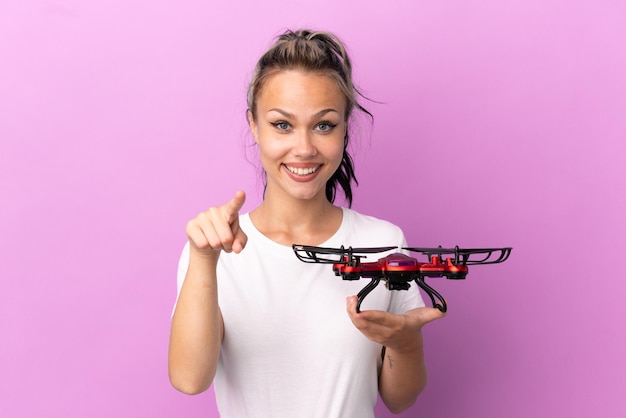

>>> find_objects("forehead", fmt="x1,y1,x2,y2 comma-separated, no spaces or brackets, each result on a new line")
257,70,347,114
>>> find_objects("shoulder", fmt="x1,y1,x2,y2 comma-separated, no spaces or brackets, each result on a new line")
342,207,406,246
344,207,403,232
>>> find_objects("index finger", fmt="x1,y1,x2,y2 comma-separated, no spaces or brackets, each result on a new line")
225,190,246,214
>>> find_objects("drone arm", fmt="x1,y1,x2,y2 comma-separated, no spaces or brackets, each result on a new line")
414,276,447,313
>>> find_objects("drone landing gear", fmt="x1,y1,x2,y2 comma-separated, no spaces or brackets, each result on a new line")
415,276,447,313
356,278,381,313
355,276,448,313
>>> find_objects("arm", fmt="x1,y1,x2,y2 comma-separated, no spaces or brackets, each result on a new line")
168,191,247,394
378,321,428,413
168,250,223,394
346,298,444,413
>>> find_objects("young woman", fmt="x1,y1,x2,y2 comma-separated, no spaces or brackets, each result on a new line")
168,29,445,417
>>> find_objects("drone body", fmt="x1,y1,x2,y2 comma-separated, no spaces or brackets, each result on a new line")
293,245,512,312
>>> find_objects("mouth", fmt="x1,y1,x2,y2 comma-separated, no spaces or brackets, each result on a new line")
284,164,321,176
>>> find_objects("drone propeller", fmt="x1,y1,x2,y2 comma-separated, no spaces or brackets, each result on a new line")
404,246,512,265
292,244,398,264
457,247,512,265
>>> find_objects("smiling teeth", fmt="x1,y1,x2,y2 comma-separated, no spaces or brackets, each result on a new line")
286,166,319,176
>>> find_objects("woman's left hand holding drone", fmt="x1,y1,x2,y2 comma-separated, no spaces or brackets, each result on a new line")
346,296,445,413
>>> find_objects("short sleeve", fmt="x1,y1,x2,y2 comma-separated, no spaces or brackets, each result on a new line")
171,241,190,317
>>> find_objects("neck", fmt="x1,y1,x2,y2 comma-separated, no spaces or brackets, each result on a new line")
250,190,343,246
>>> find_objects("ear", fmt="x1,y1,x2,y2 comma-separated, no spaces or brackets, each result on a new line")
247,109,259,143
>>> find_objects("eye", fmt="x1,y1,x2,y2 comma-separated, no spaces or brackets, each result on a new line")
271,121,291,131
316,121,337,132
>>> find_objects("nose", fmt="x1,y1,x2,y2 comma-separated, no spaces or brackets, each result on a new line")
292,129,317,157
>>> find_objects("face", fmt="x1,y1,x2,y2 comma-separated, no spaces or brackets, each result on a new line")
249,70,347,203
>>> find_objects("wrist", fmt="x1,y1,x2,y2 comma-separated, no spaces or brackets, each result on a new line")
184,249,220,291
189,245,220,267
387,331,424,355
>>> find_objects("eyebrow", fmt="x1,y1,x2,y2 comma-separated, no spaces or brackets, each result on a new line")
267,108,340,119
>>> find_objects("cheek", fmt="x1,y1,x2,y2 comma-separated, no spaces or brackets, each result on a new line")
324,139,345,164
257,139,287,165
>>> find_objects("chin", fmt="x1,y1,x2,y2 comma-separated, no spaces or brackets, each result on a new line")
284,185,328,202
266,178,330,202
291,191,326,201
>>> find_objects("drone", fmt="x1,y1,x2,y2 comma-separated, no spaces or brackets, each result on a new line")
292,244,512,313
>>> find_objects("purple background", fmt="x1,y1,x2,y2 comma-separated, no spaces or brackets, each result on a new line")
1,1,625,417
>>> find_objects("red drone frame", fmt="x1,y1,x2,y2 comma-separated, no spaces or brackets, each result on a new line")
292,245,512,312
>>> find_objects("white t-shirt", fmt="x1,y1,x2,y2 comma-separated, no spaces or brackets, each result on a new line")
176,207,425,418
